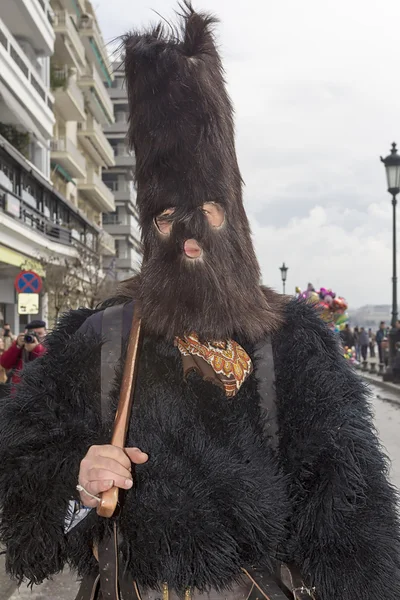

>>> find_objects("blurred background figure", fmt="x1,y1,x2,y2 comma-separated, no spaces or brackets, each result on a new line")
359,327,370,362
0,338,7,383
0,320,46,386
340,324,354,349
369,328,376,358
1,324,15,351
354,326,361,361
376,321,387,364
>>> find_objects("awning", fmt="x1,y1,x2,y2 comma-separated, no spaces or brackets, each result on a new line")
0,244,45,275
52,162,77,185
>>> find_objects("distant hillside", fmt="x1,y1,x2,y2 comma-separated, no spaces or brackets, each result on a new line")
348,305,392,329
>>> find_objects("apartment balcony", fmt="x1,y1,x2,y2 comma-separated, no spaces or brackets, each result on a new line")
78,115,115,168
51,137,86,179
114,152,134,168
105,120,129,135
78,169,115,213
2,0,55,56
0,18,54,140
0,185,99,261
58,0,86,17
78,13,113,87
112,189,131,202
53,10,86,71
99,229,115,256
52,67,85,121
78,65,114,126
109,85,127,100
115,256,141,272
102,210,140,241
103,221,141,242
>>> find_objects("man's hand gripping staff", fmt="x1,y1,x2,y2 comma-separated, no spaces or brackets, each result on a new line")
77,307,147,516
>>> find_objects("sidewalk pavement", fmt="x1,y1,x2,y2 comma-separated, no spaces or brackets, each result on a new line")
357,355,400,402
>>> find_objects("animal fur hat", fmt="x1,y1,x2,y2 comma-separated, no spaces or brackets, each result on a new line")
124,1,241,224
122,3,281,342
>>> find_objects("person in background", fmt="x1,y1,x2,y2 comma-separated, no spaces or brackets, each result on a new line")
382,336,390,367
0,339,8,400
353,326,361,361
368,328,376,358
340,323,354,349
0,320,46,386
359,327,370,362
0,338,7,384
376,321,387,364
1,323,15,351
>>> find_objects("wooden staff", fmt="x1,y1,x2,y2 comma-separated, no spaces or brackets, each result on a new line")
97,307,142,518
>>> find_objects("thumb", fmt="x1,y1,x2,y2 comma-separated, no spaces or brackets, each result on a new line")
125,447,149,465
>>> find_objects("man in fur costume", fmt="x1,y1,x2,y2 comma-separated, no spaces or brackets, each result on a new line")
0,4,399,600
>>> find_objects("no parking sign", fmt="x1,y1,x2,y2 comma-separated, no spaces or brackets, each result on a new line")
14,271,43,315
14,271,43,294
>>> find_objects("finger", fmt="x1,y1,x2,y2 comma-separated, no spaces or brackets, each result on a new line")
87,457,132,480
125,447,149,465
91,445,132,470
86,469,133,490
79,479,114,507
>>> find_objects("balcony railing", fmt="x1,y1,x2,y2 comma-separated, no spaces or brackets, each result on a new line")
99,229,115,255
51,137,86,172
0,18,54,119
78,65,114,124
52,66,85,119
53,10,85,65
90,169,112,197
1,185,73,246
103,214,119,225
78,14,112,86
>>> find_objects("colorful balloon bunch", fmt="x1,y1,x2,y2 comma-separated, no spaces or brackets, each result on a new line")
296,285,349,330
343,346,357,365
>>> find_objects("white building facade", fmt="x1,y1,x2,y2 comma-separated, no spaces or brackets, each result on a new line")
0,0,55,177
103,62,142,281
0,0,116,330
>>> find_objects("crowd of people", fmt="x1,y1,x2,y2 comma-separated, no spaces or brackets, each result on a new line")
340,321,390,364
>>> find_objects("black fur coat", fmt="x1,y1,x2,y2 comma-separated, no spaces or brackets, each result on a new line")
0,298,399,599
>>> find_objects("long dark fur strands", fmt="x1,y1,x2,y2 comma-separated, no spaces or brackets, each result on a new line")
121,3,283,341
0,299,400,598
124,1,238,222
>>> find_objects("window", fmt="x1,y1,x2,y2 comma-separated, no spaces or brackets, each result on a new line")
102,172,118,191
115,111,127,124
111,76,124,90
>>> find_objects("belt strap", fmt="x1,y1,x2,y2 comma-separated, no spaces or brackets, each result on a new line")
98,522,121,600
101,304,125,428
254,336,278,449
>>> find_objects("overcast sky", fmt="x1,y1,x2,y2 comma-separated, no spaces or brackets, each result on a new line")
93,0,400,308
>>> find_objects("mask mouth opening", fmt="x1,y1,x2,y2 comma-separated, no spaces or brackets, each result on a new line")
182,238,203,259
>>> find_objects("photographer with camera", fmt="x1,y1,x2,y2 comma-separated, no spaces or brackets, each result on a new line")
0,320,46,386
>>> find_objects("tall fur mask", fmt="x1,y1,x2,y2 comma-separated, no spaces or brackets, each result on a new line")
122,2,282,341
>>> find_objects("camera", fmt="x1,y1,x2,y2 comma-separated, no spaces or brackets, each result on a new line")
24,333,38,344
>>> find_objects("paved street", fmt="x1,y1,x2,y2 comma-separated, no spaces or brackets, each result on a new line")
1,383,400,599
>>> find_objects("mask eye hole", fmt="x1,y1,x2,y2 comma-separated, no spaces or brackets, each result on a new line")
155,208,175,235
202,202,225,228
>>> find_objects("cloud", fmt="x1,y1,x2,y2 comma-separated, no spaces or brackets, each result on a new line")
95,0,400,309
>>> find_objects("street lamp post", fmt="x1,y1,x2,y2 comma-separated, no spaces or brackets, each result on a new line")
279,262,288,294
381,143,400,381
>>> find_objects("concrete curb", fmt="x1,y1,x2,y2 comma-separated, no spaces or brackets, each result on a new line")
361,371,400,403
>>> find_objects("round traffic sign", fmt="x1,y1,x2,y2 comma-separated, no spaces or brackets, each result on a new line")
14,270,43,294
